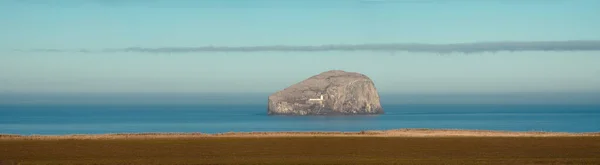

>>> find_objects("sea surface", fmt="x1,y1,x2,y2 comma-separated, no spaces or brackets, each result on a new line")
1,104,599,135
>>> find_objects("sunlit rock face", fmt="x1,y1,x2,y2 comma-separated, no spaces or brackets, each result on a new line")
268,70,383,116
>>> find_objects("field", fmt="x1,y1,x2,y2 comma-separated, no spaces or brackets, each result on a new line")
1,130,599,165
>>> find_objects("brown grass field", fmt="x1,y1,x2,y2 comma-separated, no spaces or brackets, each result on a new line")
1,129,599,165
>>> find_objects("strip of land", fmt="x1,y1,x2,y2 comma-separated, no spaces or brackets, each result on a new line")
1,135,599,165
1,129,598,140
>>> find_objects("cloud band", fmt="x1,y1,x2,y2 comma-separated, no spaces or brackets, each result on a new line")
23,40,600,54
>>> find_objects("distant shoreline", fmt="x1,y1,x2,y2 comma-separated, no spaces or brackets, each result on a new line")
2,129,598,140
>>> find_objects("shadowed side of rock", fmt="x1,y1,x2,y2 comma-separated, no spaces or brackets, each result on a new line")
268,70,383,115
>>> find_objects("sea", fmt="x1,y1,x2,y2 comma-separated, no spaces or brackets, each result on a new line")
1,104,599,135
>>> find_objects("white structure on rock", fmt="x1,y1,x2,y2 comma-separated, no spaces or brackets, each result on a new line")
309,95,325,107
309,95,324,101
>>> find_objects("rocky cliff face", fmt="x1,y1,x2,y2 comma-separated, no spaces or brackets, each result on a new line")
268,70,383,115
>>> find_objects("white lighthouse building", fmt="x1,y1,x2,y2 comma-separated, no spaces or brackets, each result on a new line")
308,95,324,101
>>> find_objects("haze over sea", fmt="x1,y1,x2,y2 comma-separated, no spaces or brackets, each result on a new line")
1,93,599,135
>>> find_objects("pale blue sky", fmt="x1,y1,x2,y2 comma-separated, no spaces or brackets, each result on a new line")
1,0,600,94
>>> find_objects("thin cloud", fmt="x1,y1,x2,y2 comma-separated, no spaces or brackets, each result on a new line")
23,40,600,54
359,0,441,4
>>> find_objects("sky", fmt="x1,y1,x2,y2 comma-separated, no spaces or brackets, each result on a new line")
1,0,600,95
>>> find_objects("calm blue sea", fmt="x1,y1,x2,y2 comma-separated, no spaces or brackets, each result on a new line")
1,104,599,135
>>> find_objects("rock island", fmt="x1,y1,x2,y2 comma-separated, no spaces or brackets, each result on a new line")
268,70,383,115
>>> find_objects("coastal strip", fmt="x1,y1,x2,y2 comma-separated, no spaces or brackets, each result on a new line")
1,134,599,165
1,129,599,140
